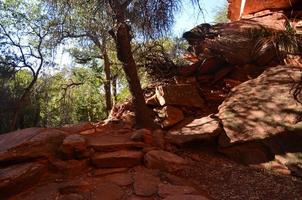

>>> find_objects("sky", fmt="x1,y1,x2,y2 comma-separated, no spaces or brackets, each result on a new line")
173,0,227,36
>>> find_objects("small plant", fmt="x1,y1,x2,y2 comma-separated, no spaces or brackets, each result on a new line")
249,19,302,60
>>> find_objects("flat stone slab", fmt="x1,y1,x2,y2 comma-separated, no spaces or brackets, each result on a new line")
86,134,145,152
91,150,143,168
0,128,66,163
155,84,204,108
218,65,302,146
167,115,222,145
0,162,46,198
144,150,188,172
103,172,133,186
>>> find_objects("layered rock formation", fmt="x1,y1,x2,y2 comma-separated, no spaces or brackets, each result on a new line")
1,1,302,199
228,0,302,21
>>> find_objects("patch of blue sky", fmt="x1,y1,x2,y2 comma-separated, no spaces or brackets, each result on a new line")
173,0,227,37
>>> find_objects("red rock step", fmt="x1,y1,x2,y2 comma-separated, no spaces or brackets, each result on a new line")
91,150,143,168
85,134,145,152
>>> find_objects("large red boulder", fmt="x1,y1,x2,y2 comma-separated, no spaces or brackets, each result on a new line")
218,65,302,147
0,128,66,163
0,162,46,198
228,0,300,21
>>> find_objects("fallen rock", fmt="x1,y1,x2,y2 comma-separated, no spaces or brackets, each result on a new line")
155,84,204,108
0,128,66,163
0,162,46,198
91,150,143,168
144,150,188,172
163,194,210,200
61,134,87,158
158,183,198,198
103,172,133,186
155,106,184,128
133,168,160,196
218,65,302,147
167,115,222,145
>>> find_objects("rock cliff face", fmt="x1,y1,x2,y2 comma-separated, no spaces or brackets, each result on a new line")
228,0,301,21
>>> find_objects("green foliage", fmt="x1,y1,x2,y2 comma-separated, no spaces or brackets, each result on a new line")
133,37,189,81
213,3,229,23
0,66,109,133
38,67,107,127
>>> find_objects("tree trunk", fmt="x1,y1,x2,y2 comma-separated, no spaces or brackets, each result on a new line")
10,84,33,131
112,75,118,105
102,42,112,116
114,22,156,129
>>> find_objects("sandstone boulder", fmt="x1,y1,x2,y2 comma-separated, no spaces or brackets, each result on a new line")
61,134,87,158
155,84,204,108
218,65,302,147
155,106,184,128
0,128,66,163
167,115,222,145
144,150,188,172
0,162,46,198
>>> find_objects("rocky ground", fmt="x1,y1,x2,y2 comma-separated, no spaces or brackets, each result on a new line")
1,121,302,200
1,1,302,199
0,122,210,200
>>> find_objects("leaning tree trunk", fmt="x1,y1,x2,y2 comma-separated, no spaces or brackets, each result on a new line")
10,82,34,131
114,23,156,129
102,42,112,116
109,0,157,129
112,74,118,105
